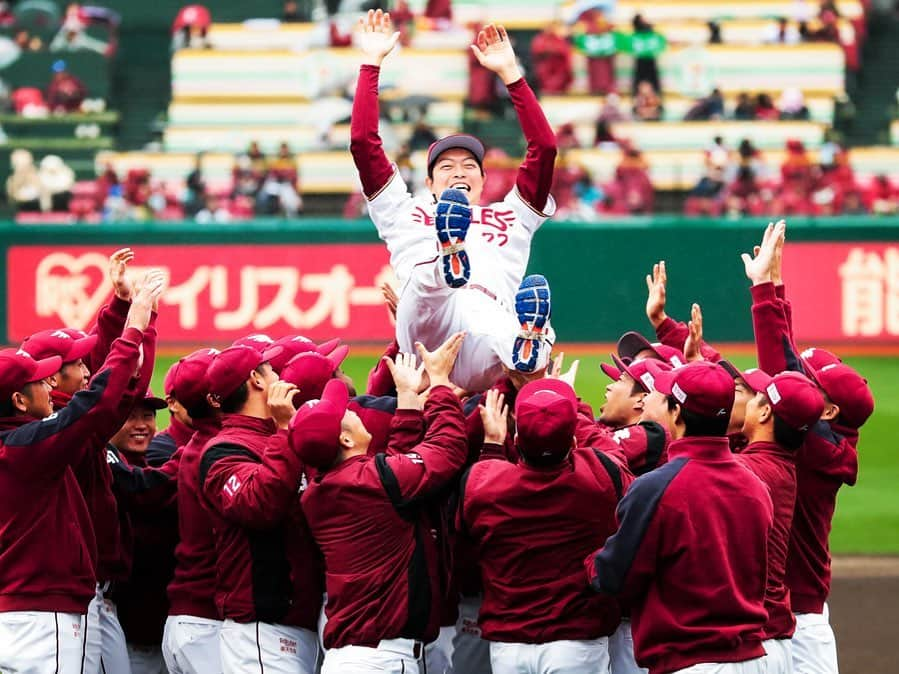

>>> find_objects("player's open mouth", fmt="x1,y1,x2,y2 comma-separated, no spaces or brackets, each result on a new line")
451,183,471,192
130,432,149,441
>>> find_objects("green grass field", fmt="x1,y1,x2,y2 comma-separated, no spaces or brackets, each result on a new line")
150,351,899,555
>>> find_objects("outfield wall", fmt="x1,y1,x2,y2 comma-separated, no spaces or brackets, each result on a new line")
3,216,898,346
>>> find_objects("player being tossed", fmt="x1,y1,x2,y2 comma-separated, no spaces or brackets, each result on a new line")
351,10,558,392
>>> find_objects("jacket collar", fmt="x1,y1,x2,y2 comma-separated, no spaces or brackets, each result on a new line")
51,389,72,412
743,440,795,461
166,416,196,447
668,435,734,462
221,413,277,436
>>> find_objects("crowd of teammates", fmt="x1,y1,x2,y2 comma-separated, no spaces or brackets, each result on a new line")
0,12,877,674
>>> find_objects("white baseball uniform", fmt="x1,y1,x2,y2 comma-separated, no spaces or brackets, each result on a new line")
0,610,86,674
321,638,425,674
425,625,456,674
84,584,132,674
609,619,648,674
367,173,557,392
669,658,766,674
162,615,223,674
791,604,838,674
763,638,794,674
489,637,611,674
219,619,318,674
452,595,492,674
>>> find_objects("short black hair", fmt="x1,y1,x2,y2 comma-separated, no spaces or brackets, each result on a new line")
668,395,730,437
218,365,266,414
630,379,646,397
773,414,806,451
185,398,215,421
0,394,15,418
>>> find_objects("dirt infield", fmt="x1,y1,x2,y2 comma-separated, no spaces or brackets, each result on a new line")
830,556,899,673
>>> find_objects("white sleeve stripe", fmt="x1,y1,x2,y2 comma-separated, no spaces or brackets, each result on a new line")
365,166,399,202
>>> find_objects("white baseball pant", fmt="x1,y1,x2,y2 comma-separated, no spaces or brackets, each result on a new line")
425,625,456,674
762,638,793,674
451,595,492,674
670,658,767,674
219,619,318,674
0,610,86,674
791,604,838,674
609,619,647,674
162,615,222,674
84,584,131,674
396,261,550,393
127,643,167,674
489,637,610,674
321,638,425,674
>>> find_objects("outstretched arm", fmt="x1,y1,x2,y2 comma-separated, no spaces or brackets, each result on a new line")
350,9,400,199
472,24,557,212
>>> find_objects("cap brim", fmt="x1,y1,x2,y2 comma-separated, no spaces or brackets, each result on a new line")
648,368,676,395
717,360,742,381
64,334,98,363
741,368,774,394
617,331,655,361
328,344,350,370
427,134,486,171
600,361,621,381
262,345,285,366
140,396,168,410
316,337,342,357
31,355,63,382
321,378,350,415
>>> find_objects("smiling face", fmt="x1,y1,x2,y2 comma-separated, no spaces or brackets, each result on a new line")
110,404,158,454
599,373,644,428
56,358,90,395
728,376,754,435
426,148,485,205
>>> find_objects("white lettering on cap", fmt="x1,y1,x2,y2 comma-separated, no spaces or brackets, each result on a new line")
640,372,655,391
16,349,31,358
51,330,71,339
672,382,687,404
670,356,684,368
801,348,815,359
766,383,782,405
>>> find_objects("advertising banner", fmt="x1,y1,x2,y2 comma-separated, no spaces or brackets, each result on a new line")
8,244,397,344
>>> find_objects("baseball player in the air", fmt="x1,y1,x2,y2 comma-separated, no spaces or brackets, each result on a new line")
351,9,558,392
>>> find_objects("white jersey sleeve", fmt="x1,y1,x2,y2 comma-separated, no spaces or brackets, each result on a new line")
365,169,438,286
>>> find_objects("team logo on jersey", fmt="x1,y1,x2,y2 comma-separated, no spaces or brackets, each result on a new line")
223,474,242,498
406,452,424,465
106,449,120,464
612,428,631,444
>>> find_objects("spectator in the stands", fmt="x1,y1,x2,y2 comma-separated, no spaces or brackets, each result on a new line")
555,122,581,151
172,4,211,50
46,62,87,113
686,137,728,214
38,155,75,212
598,92,628,123
632,80,662,121
195,194,231,224
408,120,438,152
269,141,298,182
257,173,302,217
247,140,267,176
424,0,452,22
631,14,665,95
733,92,755,120
807,10,840,42
124,168,152,210
763,17,800,44
232,154,260,201
724,165,764,216
777,138,815,213
571,9,617,95
707,20,722,44
390,0,415,46
870,175,897,214
594,118,616,145
329,20,353,47
778,88,810,120
282,0,308,22
467,24,497,114
480,147,516,204
611,142,653,214
684,87,724,121
753,92,778,120
531,21,573,95
183,153,206,216
6,149,41,212
551,152,589,216
732,138,768,182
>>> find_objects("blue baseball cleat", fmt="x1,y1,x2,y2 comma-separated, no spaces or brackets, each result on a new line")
435,188,472,288
512,274,552,372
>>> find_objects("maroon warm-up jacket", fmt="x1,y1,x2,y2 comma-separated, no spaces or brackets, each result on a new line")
0,327,145,614
587,436,773,674
751,281,859,614
167,418,221,620
460,446,632,643
200,414,322,628
302,386,467,649
736,441,798,640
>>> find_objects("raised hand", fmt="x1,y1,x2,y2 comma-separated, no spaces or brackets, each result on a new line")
479,388,509,445
772,221,786,286
547,352,580,389
741,221,784,285
109,247,135,301
125,269,166,332
415,331,466,388
384,351,425,393
382,282,399,323
470,24,522,85
268,381,299,429
357,9,400,67
683,303,705,362
645,260,668,329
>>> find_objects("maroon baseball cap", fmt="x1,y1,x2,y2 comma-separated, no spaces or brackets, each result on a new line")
0,348,63,400
22,329,97,364
800,347,841,371
231,333,275,353
264,335,349,374
288,378,351,470
166,348,220,409
137,387,168,411
741,369,825,432
648,360,735,419
717,359,743,381
280,349,350,406
810,362,874,429
601,354,672,394
514,378,578,465
616,332,686,367
427,134,485,174
206,345,271,400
